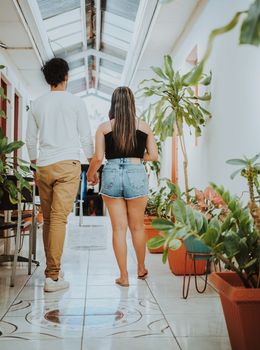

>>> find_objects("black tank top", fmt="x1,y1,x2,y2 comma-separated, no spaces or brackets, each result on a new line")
104,128,148,159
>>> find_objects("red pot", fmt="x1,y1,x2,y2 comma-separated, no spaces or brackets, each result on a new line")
144,216,163,254
210,272,260,350
168,242,207,275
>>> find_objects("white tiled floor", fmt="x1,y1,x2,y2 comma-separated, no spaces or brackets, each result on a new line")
0,215,231,349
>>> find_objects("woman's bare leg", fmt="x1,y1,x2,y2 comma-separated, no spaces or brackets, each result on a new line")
127,196,148,276
102,196,129,285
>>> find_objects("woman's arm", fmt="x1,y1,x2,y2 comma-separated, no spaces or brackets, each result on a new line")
87,126,105,184
143,124,158,161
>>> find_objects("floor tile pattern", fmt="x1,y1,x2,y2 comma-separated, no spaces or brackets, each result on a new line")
0,215,231,349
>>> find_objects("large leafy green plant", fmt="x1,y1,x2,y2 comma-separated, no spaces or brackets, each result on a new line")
140,55,212,202
187,0,260,84
148,183,260,288
0,65,33,204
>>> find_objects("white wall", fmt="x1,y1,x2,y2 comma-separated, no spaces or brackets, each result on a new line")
169,0,260,197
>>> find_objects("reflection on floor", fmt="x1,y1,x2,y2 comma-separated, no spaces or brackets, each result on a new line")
0,215,231,350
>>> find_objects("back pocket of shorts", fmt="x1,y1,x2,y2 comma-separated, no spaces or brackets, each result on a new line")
126,168,147,191
102,169,117,190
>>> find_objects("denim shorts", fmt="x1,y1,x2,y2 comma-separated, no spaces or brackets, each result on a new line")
100,158,148,200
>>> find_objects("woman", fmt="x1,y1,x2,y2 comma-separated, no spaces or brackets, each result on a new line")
87,87,158,287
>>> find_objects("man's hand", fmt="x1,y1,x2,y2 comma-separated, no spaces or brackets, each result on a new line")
87,171,99,186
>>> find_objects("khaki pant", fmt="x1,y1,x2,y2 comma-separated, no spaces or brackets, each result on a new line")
37,160,81,279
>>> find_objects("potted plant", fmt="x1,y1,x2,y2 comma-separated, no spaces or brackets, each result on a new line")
149,182,260,349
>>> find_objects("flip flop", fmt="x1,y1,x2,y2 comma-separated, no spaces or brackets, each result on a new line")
115,279,129,287
137,271,148,280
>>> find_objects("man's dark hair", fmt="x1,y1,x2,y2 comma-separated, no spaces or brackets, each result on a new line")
41,58,69,87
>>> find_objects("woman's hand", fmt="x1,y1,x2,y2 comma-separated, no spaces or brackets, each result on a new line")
87,171,99,186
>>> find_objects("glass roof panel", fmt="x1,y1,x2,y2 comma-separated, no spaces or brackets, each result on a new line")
103,22,132,43
103,11,134,32
102,33,129,51
101,43,127,60
99,72,120,85
50,32,83,51
100,58,123,73
101,0,140,21
44,8,81,31
69,58,85,70
37,0,80,20
98,82,115,95
47,21,82,41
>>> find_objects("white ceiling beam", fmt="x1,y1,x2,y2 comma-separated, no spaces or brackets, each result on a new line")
66,49,124,66
13,0,54,63
95,0,101,90
80,0,89,90
120,0,159,86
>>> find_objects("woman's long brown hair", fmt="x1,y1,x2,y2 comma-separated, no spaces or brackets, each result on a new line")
109,86,137,154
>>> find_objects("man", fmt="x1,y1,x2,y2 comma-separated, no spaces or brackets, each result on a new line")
26,58,94,292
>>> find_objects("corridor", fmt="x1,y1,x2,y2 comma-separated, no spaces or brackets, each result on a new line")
0,0,259,349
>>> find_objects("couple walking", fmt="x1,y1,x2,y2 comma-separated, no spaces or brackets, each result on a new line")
26,58,158,292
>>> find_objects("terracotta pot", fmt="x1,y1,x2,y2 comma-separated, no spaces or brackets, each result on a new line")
210,272,260,350
168,241,208,275
144,216,163,254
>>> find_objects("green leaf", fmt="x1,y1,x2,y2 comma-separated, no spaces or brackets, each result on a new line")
202,227,219,246
185,62,204,85
164,55,174,81
240,0,260,46
250,152,260,163
194,210,204,232
0,110,6,119
168,238,182,250
0,65,5,70
230,168,243,179
224,231,240,257
226,158,247,166
175,227,189,239
151,66,167,79
190,93,211,101
173,199,187,223
186,206,196,230
162,248,169,264
4,141,24,154
244,258,257,269
200,71,212,86
147,235,165,249
152,218,175,231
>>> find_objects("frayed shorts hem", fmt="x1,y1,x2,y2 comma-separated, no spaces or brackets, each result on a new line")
100,192,148,200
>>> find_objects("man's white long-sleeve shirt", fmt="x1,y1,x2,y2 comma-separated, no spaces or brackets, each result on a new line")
26,91,94,166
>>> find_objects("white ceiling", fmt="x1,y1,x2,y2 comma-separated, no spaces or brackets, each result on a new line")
0,0,47,97
131,0,204,90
